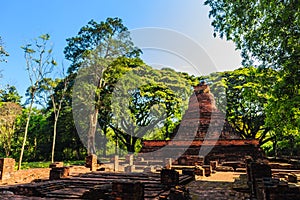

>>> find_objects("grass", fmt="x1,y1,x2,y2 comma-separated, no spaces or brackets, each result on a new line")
15,160,85,170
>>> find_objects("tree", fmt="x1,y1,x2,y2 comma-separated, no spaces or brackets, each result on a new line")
223,67,277,144
203,67,279,144
110,65,192,153
0,36,9,63
36,76,68,163
97,57,144,156
65,17,141,155
204,0,299,137
18,34,56,170
0,85,22,103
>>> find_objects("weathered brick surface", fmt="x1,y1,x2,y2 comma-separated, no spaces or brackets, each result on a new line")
112,181,144,200
140,139,263,166
0,158,15,181
49,167,70,180
1,168,51,185
188,180,250,200
256,178,300,200
81,184,111,199
161,169,179,186
0,158,51,185
85,154,97,171
0,171,194,199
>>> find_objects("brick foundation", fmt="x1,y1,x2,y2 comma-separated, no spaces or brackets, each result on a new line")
112,181,144,200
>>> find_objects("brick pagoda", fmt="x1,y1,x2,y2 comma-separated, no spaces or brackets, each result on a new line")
139,81,263,165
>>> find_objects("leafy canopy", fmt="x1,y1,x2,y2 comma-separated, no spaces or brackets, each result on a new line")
205,0,300,137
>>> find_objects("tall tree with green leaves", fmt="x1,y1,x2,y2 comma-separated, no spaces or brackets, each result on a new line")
110,66,192,153
224,67,277,144
204,0,300,148
36,77,68,163
18,34,56,170
65,17,141,155
203,67,278,144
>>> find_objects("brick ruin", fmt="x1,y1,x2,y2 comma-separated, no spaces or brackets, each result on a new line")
243,157,300,200
139,81,263,166
0,158,193,199
0,158,50,185
0,154,300,199
0,82,299,199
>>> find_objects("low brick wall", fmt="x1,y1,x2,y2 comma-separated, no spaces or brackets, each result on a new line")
1,158,51,185
1,168,50,185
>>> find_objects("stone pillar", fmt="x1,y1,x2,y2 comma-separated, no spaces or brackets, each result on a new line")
124,165,135,173
210,161,218,171
245,156,253,183
0,158,15,181
202,165,212,177
127,154,134,166
161,169,179,186
49,167,70,180
85,154,97,171
112,181,144,200
114,155,119,172
165,158,172,169
194,166,204,176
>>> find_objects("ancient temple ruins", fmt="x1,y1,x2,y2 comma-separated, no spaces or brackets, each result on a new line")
139,81,263,165
0,82,299,200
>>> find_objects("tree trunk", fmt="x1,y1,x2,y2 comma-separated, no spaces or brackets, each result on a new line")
273,138,278,158
87,108,98,154
103,127,107,157
125,135,138,153
18,98,34,170
51,114,59,163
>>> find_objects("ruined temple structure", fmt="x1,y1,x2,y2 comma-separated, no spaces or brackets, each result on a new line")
140,81,263,165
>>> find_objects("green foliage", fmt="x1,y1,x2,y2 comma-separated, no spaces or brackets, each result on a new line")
0,84,22,103
52,105,87,161
18,34,57,170
65,17,142,155
224,67,276,144
110,65,192,153
64,17,141,74
205,0,300,156
13,108,50,161
202,67,278,145
0,102,22,157
0,36,9,63
205,0,299,69
15,160,85,170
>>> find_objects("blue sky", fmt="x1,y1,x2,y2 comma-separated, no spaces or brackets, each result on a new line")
0,0,242,99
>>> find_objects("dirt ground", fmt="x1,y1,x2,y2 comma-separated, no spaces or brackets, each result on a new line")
187,172,251,200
